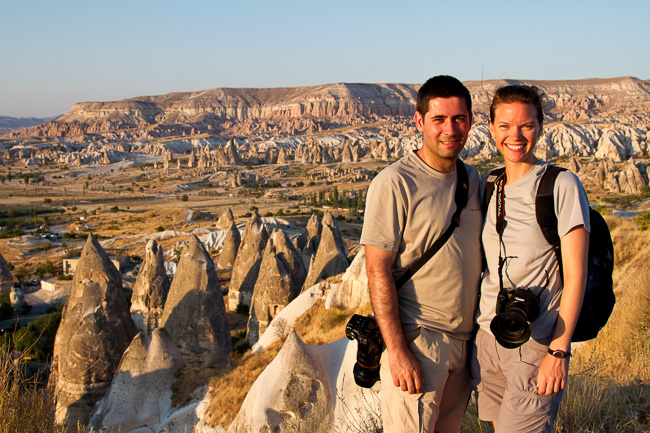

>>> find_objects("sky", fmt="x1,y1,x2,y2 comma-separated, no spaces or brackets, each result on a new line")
0,0,648,118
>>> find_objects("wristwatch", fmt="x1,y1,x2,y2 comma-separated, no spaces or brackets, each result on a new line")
548,348,571,359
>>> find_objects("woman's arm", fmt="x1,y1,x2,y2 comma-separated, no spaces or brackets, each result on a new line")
536,225,589,395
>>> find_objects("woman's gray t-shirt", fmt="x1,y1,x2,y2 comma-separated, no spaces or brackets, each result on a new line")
476,160,591,340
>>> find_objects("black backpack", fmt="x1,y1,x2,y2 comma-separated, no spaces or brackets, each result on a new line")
484,165,615,342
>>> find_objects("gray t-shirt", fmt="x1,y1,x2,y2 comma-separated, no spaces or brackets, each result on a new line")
361,152,483,340
476,160,591,340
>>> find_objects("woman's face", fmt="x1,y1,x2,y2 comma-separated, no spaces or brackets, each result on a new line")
489,102,542,166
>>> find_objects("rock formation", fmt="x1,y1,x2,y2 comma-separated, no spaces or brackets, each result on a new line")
130,239,171,334
303,212,349,290
246,229,307,345
301,213,322,267
217,221,241,270
228,331,332,432
0,252,13,293
87,328,185,433
52,234,137,426
325,248,369,310
218,332,381,433
228,209,269,310
216,207,235,230
160,235,232,368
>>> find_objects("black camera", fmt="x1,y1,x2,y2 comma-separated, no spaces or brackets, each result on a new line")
490,288,540,349
345,314,384,388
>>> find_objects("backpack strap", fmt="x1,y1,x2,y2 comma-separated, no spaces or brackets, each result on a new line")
483,167,505,216
535,165,567,280
394,159,469,290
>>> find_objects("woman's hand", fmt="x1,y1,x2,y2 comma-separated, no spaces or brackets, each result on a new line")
537,353,569,395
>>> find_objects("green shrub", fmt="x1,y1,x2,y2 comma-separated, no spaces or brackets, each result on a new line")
633,211,650,231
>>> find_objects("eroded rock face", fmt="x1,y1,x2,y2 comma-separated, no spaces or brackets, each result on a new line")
160,235,232,368
216,207,235,230
87,328,185,433
217,221,241,270
228,210,269,310
130,239,171,334
0,252,13,293
301,213,322,267
246,229,307,345
303,212,349,291
52,234,136,426
228,331,332,433
326,248,369,309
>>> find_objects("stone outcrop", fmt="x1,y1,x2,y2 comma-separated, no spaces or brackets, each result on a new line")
87,328,185,433
160,235,232,368
228,209,269,310
215,332,381,433
217,221,241,270
52,234,137,426
325,248,369,309
130,239,171,334
228,331,332,433
301,213,322,267
246,229,307,345
303,212,349,291
0,252,13,293
216,207,235,230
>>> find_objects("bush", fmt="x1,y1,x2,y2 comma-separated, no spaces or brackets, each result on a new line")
180,194,189,202
633,211,650,231
109,206,119,213
43,198,52,204
155,225,165,232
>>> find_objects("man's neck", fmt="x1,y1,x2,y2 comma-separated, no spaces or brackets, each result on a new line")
415,148,456,173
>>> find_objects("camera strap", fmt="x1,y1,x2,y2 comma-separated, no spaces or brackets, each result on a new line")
394,159,469,290
494,172,507,293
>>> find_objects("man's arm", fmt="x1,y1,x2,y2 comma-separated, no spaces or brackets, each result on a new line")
365,244,423,394
536,225,589,395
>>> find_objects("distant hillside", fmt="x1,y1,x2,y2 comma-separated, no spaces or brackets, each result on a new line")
4,77,649,142
0,115,60,134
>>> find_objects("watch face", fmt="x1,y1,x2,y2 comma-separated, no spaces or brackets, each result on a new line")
549,349,569,358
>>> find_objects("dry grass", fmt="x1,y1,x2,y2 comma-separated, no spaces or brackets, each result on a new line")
0,352,85,433
204,340,284,428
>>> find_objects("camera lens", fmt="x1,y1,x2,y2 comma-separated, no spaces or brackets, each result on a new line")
490,305,532,349
353,362,381,388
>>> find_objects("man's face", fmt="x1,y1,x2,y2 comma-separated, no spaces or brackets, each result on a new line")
414,97,472,172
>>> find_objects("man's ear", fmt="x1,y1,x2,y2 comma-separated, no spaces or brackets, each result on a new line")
414,111,424,132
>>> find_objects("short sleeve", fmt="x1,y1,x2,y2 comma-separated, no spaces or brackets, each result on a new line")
554,171,591,238
360,172,406,252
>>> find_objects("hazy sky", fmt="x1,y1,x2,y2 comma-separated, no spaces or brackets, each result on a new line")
1,0,648,118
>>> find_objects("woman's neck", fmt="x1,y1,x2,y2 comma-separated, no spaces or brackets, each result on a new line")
504,158,538,185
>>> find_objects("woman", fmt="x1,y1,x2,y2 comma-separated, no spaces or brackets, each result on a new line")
471,85,590,433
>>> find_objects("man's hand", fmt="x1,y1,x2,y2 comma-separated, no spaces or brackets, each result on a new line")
388,345,423,394
536,354,568,395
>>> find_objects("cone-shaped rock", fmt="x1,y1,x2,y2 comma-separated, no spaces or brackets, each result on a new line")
228,330,332,433
217,221,241,270
228,209,269,310
87,328,185,433
303,213,349,291
246,229,307,345
216,207,235,230
130,239,170,334
52,234,136,426
0,252,13,292
161,235,232,368
301,213,322,267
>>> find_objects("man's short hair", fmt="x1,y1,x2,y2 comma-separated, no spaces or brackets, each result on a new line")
416,75,472,116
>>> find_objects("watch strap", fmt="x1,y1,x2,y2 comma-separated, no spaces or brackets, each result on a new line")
548,348,571,358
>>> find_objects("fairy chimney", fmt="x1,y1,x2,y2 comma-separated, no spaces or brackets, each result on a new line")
52,234,136,426
160,235,232,368
228,209,269,310
130,239,170,334
217,221,241,270
246,229,307,345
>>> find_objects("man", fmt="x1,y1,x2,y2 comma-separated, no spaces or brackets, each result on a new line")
360,75,482,433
